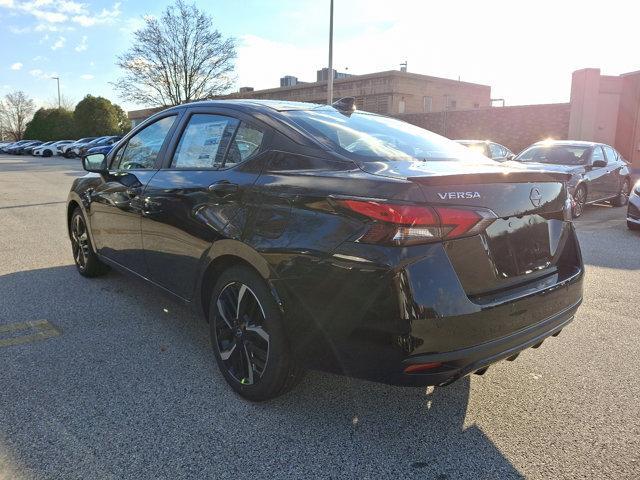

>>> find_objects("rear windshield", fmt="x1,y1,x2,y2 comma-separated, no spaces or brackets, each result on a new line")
285,108,484,162
515,145,590,165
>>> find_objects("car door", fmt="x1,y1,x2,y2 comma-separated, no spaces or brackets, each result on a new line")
140,108,268,299
602,145,623,196
87,113,181,274
584,145,609,201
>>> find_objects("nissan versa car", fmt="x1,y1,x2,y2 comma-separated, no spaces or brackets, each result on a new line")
67,99,584,401
512,140,631,217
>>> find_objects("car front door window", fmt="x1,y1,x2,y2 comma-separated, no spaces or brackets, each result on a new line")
113,115,177,170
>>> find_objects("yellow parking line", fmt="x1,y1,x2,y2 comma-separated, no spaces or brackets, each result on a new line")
0,320,61,348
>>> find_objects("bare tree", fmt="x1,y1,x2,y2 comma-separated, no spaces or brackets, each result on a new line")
0,91,36,140
113,0,236,107
46,93,76,111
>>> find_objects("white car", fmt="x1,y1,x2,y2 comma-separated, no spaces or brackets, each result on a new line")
33,140,74,157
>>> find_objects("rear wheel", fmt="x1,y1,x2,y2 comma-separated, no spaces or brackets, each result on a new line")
611,179,630,207
43,149,53,157
573,185,587,218
209,265,303,401
70,208,109,277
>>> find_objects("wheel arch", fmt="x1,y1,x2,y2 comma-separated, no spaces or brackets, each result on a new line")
198,240,276,321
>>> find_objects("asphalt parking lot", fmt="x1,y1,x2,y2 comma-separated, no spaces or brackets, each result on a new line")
0,154,639,480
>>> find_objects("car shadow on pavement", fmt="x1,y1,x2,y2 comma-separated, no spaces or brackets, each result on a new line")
0,265,523,479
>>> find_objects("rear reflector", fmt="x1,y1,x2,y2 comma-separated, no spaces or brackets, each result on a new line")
404,362,442,374
336,199,496,245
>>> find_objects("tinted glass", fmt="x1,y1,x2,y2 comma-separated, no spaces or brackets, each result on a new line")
114,116,176,170
591,146,606,164
286,109,484,162
515,144,591,165
489,143,503,158
225,123,265,167
172,114,239,169
603,145,617,163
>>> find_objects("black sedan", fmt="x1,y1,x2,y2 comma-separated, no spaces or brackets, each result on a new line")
627,179,640,231
68,99,584,400
511,140,631,217
455,139,515,162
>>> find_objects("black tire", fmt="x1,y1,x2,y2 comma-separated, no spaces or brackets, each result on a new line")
628,220,640,231
611,178,630,207
209,265,303,401
69,207,110,277
573,185,587,218
43,149,53,157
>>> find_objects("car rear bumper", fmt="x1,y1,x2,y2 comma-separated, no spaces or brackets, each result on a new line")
627,191,640,222
276,225,584,387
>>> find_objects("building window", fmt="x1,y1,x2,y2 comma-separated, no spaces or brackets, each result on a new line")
423,96,432,113
473,102,480,108
398,99,406,114
449,99,457,110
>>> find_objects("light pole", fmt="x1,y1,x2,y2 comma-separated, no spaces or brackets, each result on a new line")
327,0,334,105
51,76,61,108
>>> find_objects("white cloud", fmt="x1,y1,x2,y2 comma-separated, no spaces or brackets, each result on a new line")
10,62,23,70
1,0,120,30
51,35,65,50
75,34,87,52
9,25,30,33
80,73,93,80
29,68,43,77
29,68,57,80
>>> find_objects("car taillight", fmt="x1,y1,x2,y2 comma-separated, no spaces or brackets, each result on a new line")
336,199,496,246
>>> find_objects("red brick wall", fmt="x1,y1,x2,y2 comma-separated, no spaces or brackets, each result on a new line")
397,103,571,153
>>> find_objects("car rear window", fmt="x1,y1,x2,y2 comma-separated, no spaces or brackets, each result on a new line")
515,145,590,165
285,108,483,163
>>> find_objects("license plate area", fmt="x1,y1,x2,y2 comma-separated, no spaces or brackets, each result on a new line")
485,215,552,278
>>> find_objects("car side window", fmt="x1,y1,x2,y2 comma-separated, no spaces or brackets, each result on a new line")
224,123,266,167
603,146,618,163
171,114,239,169
591,146,606,165
112,115,177,170
489,143,503,159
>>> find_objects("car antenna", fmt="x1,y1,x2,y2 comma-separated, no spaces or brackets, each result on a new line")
332,97,357,116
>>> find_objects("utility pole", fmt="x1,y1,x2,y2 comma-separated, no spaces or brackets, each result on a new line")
327,0,334,105
52,76,61,108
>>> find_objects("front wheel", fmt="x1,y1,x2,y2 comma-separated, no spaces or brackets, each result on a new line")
209,265,303,401
70,208,109,277
611,179,630,207
573,185,587,218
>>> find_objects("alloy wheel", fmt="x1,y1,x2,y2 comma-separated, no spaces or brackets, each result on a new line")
215,282,270,385
621,180,630,205
70,214,90,270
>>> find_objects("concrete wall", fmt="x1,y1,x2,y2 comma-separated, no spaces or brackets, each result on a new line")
398,103,571,153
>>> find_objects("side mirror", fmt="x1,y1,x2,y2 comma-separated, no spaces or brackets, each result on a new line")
592,159,607,168
506,153,516,161
82,153,107,173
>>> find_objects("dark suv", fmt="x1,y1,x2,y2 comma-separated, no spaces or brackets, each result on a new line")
68,100,584,400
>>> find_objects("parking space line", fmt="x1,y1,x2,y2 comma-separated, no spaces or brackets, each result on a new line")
0,320,61,348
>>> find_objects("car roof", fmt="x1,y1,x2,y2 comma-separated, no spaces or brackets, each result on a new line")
455,140,490,144
166,99,328,114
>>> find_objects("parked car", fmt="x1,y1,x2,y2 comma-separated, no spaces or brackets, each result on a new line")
627,179,640,231
68,99,584,401
0,140,26,153
77,136,122,157
7,140,41,155
512,140,631,217
85,143,119,156
24,140,51,155
455,140,515,162
34,140,74,157
62,137,97,158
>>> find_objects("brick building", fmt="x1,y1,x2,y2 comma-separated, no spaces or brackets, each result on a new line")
224,69,491,115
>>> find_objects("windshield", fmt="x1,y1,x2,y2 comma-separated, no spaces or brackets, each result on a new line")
515,145,590,165
285,108,485,162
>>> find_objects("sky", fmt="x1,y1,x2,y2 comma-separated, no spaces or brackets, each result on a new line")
1,0,639,112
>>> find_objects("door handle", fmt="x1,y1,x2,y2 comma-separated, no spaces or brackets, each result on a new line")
208,181,239,196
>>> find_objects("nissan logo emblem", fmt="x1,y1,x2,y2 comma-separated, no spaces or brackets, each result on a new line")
530,187,542,207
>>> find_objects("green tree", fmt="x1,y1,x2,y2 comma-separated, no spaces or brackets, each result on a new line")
24,108,75,140
74,95,131,137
